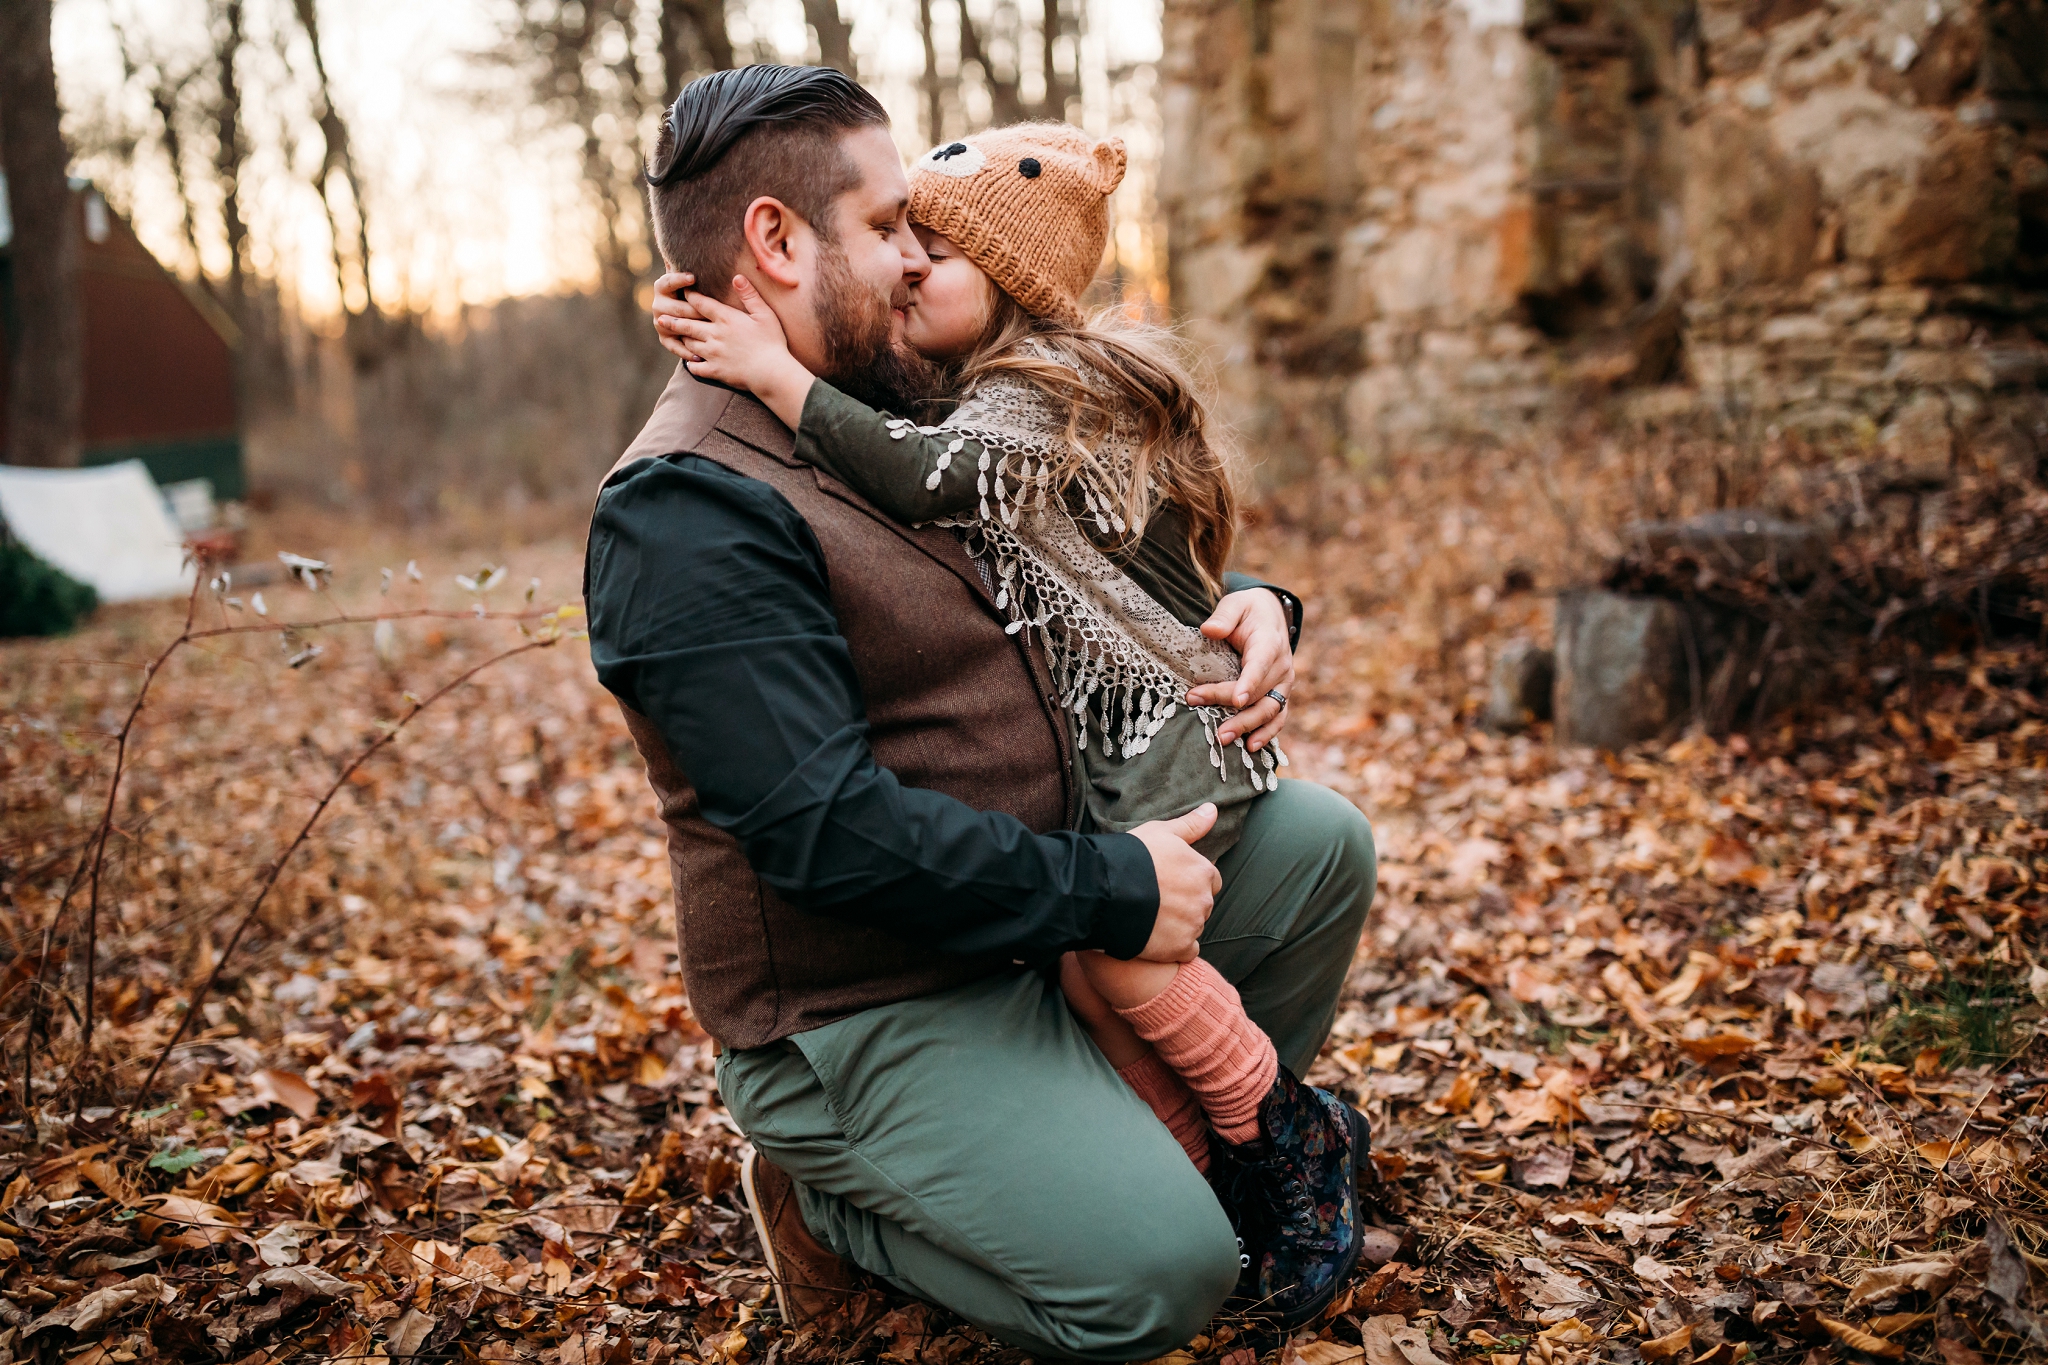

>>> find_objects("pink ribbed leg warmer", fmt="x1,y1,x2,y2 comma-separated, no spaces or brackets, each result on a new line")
1116,1051,1211,1173
1116,957,1279,1145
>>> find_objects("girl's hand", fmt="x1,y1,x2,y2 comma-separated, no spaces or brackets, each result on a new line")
1189,589,1295,752
660,276,816,429
651,271,702,362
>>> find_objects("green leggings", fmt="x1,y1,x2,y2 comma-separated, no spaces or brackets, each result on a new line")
717,779,1376,1361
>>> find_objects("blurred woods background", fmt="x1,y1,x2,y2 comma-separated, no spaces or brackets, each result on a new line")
31,0,1164,516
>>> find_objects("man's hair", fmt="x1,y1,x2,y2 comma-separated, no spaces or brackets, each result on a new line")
645,65,889,286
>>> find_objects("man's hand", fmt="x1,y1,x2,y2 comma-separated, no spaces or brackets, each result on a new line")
1187,588,1295,751
1128,804,1222,963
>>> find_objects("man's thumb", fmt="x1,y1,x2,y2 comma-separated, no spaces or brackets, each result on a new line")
1201,598,1244,641
1166,802,1218,840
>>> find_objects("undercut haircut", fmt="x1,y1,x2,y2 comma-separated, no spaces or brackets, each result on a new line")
646,65,890,292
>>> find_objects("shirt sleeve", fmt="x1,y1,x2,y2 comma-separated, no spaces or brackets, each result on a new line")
584,454,1160,963
796,381,988,524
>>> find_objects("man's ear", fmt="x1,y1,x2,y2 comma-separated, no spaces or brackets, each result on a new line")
741,196,808,291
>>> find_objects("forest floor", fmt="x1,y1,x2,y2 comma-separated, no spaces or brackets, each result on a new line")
1,461,2044,1365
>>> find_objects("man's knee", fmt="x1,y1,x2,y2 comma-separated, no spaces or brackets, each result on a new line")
1282,780,1378,912
1327,793,1377,910
1061,1221,1240,1359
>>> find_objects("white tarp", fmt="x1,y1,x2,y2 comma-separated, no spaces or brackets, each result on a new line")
0,460,194,603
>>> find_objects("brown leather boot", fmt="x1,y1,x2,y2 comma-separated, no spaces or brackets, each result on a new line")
740,1147,860,1326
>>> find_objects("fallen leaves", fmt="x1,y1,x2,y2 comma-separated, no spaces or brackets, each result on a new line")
3,493,2046,1365
1356,1315,1445,1365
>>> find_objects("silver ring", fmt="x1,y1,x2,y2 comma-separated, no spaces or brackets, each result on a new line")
1266,689,1287,709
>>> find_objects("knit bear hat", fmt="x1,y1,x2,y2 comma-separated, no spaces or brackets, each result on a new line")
908,123,1127,326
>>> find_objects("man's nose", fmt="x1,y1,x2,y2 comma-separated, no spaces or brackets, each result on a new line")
898,227,932,283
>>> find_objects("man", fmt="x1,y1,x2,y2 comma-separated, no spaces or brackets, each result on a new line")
584,64,1377,1361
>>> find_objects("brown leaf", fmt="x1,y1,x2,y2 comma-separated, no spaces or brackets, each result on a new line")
1678,1033,1758,1061
1702,834,1760,886
385,1307,437,1361
1936,1339,1986,1365
532,1195,621,1235
1639,1324,1692,1362
1866,1312,1933,1337
1433,1070,1478,1114
1514,1144,1574,1189
1913,1137,1969,1166
252,1068,322,1120
140,1194,241,1245
79,1156,141,1207
1359,1315,1414,1365
1843,1258,1960,1309
1818,1316,1904,1359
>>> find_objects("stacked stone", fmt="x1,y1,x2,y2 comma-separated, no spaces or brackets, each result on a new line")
1674,279,2048,485
1159,0,2048,484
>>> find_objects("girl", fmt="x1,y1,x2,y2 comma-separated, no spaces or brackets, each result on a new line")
654,122,1373,1328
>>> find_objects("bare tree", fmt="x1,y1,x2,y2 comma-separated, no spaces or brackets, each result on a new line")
110,24,207,279
209,0,251,326
289,0,383,370
1035,0,1077,122
659,0,735,98
954,0,1078,126
498,0,711,450
918,0,949,144
802,0,859,78
0,0,84,467
956,5,1026,125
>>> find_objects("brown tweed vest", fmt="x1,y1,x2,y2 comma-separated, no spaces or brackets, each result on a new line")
605,366,1076,1049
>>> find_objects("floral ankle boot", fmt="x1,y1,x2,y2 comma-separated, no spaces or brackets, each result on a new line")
1206,1064,1371,1330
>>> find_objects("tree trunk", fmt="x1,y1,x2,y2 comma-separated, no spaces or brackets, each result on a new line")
917,0,945,144
801,0,858,78
111,23,206,280
210,0,249,328
1038,0,1077,121
659,0,735,97
290,0,390,377
957,8,1026,126
0,0,84,467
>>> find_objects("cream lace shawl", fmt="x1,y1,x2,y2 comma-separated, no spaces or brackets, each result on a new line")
885,364,1283,789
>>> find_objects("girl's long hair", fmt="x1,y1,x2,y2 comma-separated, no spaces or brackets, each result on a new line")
940,287,1240,590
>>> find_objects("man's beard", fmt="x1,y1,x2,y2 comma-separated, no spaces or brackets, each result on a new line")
814,238,940,415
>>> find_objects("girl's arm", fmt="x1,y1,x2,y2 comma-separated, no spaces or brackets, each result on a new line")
796,383,996,525
657,273,1001,524
655,275,816,430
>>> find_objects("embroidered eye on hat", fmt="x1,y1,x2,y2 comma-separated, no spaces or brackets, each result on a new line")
908,122,1127,326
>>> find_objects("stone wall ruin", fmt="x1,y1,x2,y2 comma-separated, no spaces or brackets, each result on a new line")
1158,0,2048,484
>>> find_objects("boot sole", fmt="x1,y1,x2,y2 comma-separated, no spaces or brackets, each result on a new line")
740,1148,793,1324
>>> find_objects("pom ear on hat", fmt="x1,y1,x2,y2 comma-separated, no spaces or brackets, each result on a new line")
1090,137,1128,195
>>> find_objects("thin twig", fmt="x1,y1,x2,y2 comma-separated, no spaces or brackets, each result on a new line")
14,578,569,1129
130,637,555,1108
25,577,205,1135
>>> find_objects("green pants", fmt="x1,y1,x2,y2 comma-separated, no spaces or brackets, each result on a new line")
717,780,1376,1361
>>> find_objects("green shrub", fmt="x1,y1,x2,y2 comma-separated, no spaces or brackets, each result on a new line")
0,538,99,638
